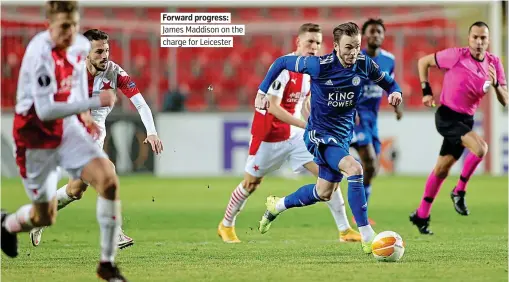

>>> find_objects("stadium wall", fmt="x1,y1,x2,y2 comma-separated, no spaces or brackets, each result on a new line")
152,112,507,177
4,111,506,178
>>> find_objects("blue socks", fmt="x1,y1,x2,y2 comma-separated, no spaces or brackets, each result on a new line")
279,176,370,229
364,184,372,203
347,175,369,227
283,184,322,209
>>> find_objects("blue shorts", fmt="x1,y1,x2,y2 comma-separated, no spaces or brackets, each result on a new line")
351,112,381,155
304,130,349,183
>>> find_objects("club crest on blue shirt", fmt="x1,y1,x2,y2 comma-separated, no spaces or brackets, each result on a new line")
352,76,361,86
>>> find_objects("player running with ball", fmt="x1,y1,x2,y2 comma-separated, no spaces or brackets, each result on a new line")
29,28,164,249
256,22,403,253
218,23,361,244
350,19,402,226
410,21,507,235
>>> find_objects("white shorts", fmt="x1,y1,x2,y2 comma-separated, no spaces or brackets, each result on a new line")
16,116,108,203
245,132,314,178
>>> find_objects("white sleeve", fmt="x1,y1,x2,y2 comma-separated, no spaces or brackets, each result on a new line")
31,52,58,99
266,69,290,98
31,51,101,121
130,93,157,136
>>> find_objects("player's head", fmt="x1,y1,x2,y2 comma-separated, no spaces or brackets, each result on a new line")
468,21,490,59
45,1,79,49
84,29,110,71
333,22,361,66
295,23,322,56
362,18,385,50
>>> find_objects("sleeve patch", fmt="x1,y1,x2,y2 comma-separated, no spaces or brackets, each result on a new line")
37,74,51,87
271,80,282,91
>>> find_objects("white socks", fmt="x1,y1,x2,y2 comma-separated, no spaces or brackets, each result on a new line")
56,185,75,210
359,225,376,242
222,183,250,227
96,196,121,262
275,198,287,213
326,188,351,232
4,204,33,233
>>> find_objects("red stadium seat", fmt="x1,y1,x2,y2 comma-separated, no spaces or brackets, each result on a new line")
299,8,321,19
15,6,43,17
267,8,295,20
107,38,124,65
360,7,382,19
177,8,203,13
235,8,263,21
112,8,142,20
329,8,355,20
214,82,240,112
0,6,461,112
83,8,106,18
130,38,152,60
145,8,166,21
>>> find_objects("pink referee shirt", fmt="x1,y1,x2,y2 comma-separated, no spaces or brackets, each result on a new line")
435,47,507,116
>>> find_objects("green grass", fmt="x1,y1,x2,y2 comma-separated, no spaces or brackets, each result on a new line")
1,175,507,281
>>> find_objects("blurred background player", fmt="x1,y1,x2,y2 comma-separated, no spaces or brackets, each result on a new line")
0,1,128,280
29,28,164,249
410,21,507,235
218,23,361,244
350,18,402,225
256,22,403,253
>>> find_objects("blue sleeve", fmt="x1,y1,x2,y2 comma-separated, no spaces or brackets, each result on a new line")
258,55,320,94
367,57,401,94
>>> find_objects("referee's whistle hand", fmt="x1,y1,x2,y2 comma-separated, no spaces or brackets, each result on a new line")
422,95,435,107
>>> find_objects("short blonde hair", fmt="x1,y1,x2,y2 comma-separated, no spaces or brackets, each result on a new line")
298,23,322,35
45,1,79,20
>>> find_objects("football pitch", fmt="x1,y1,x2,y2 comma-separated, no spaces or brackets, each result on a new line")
1,175,507,282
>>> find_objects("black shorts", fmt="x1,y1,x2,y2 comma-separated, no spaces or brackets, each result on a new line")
435,105,474,160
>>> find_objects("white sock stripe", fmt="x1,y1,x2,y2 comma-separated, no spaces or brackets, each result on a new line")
226,205,234,214
348,179,364,183
236,184,250,197
233,189,248,200
231,192,243,203
295,56,302,72
224,212,233,220
229,197,241,205
312,186,321,200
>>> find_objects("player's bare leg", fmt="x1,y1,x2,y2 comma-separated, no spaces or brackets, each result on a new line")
30,161,134,249
81,157,126,281
28,178,86,246
219,173,261,243
351,144,378,225
451,131,488,215
302,162,360,242
411,155,456,235
2,171,60,258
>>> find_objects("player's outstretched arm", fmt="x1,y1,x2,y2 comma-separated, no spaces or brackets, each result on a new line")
267,95,306,129
129,93,163,154
116,64,163,154
367,58,402,106
258,55,320,95
31,54,113,121
34,91,114,121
